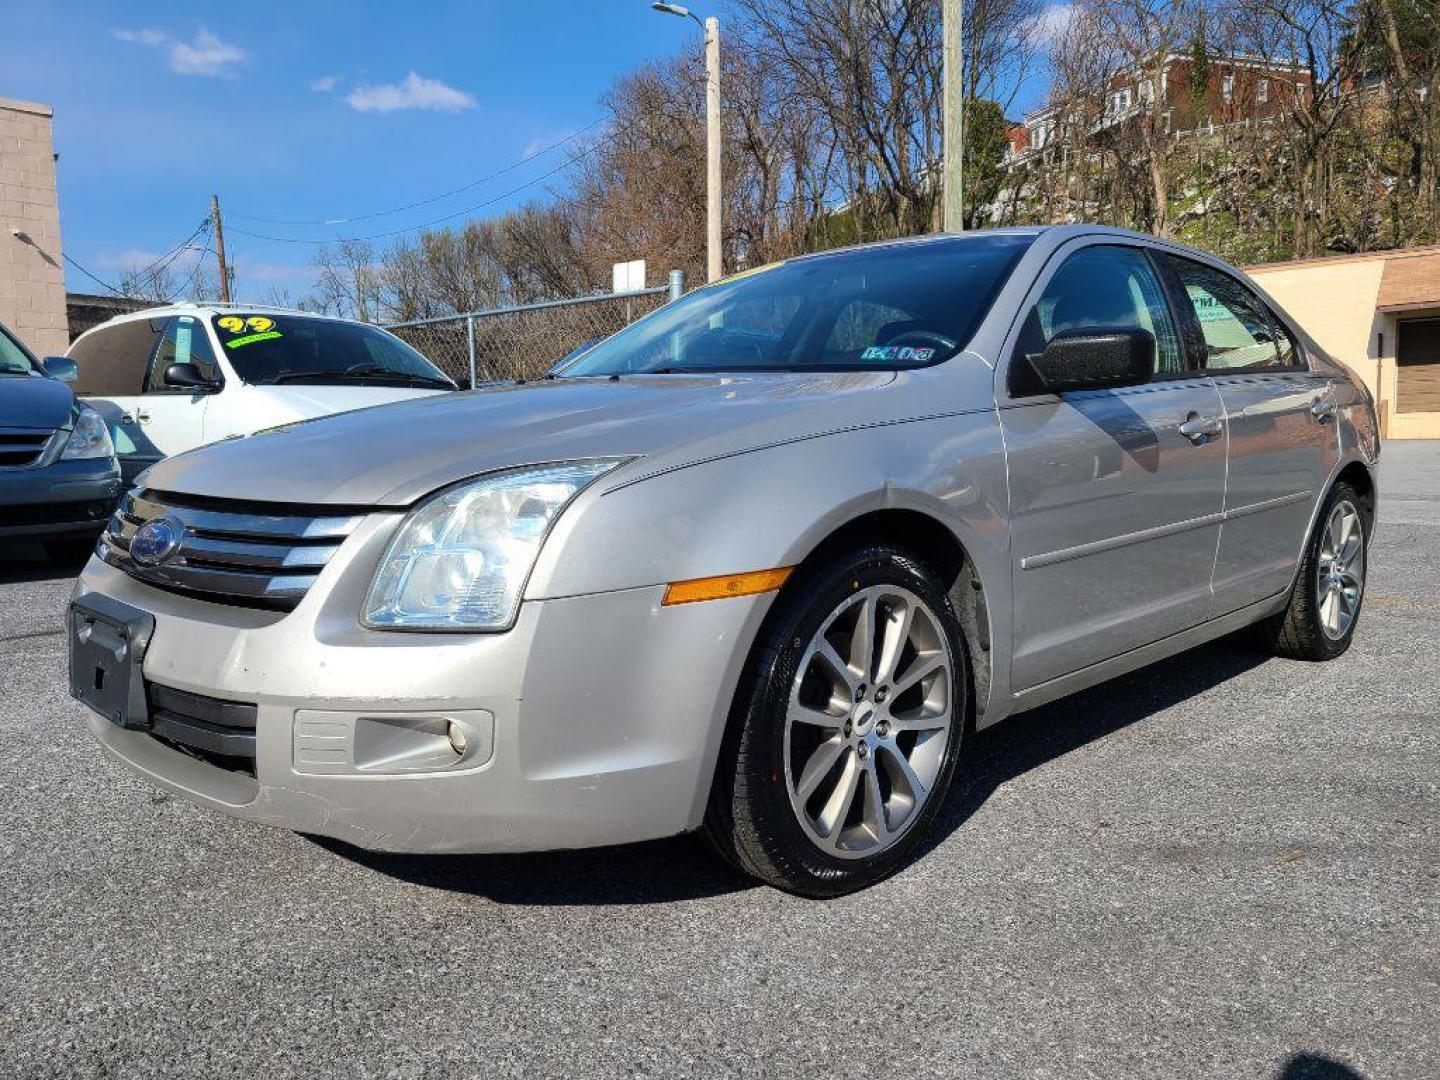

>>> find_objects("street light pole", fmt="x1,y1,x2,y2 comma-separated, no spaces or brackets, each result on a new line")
652,3,723,281
942,0,965,233
703,15,722,282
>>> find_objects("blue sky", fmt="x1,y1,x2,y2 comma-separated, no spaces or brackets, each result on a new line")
5,1,708,302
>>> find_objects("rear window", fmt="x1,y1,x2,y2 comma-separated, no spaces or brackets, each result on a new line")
559,234,1034,377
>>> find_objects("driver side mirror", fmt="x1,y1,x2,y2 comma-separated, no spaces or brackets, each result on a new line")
1021,327,1155,395
41,356,78,383
164,362,219,391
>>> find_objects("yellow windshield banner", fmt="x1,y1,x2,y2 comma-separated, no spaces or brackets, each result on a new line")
217,315,281,349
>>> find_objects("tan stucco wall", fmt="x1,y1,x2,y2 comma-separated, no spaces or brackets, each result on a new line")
1249,255,1440,439
0,96,68,358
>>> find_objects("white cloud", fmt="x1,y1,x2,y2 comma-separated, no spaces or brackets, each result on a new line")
345,72,477,113
1027,3,1076,47
112,26,246,78
310,74,340,93
169,29,246,77
112,28,167,46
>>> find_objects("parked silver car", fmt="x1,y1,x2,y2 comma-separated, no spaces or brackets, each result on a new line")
69,225,1378,896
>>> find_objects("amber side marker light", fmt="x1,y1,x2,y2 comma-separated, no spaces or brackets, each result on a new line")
662,567,794,606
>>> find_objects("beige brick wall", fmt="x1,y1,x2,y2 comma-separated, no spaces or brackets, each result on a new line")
1249,254,1440,439
0,96,69,358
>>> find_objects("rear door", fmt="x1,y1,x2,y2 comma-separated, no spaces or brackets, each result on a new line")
71,318,164,484
1159,254,1338,611
997,241,1228,690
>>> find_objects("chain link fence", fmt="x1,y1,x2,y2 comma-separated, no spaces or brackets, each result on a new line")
383,279,681,387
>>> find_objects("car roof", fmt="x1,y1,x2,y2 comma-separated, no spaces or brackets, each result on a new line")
761,223,1206,267
85,302,355,333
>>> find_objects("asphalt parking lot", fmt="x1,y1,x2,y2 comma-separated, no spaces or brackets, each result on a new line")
1,444,1436,1080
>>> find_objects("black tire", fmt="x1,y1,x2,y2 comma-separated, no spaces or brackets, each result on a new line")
703,544,969,897
42,535,98,566
1253,481,1368,661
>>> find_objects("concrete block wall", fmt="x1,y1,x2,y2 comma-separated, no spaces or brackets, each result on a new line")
0,96,69,358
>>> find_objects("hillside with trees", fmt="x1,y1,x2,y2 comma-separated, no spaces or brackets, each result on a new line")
302,0,1438,321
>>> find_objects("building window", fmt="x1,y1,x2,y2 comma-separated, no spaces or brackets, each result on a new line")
1258,79,1269,103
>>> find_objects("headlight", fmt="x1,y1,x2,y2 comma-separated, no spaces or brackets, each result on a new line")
363,459,628,631
59,406,115,461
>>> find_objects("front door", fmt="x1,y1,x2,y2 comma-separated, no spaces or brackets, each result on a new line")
1159,254,1339,611
998,242,1229,691
131,315,219,470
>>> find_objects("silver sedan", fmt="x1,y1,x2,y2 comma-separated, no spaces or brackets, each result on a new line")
69,225,1378,896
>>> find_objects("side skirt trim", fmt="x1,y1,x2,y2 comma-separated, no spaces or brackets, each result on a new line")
1006,591,1287,715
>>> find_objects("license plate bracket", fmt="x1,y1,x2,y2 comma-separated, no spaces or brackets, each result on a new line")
68,595,155,730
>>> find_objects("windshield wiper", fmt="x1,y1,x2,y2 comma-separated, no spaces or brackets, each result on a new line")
259,367,452,387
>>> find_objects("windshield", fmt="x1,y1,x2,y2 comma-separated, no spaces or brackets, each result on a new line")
0,326,38,376
560,234,1033,378
210,314,454,388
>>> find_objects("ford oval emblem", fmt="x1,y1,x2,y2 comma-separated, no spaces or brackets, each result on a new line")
129,516,183,567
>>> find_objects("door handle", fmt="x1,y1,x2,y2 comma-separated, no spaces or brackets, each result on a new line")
134,409,151,424
1310,399,1336,423
1178,415,1222,444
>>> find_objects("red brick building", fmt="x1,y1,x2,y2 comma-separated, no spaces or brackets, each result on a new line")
1007,54,1313,164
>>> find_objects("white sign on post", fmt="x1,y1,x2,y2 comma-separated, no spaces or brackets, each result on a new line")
612,259,646,293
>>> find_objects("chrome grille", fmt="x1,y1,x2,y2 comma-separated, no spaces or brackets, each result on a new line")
0,427,56,468
98,489,364,610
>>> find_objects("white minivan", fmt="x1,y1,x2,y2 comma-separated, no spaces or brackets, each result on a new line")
66,305,455,482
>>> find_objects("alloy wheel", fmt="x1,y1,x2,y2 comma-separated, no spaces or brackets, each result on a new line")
783,585,955,859
1316,499,1365,641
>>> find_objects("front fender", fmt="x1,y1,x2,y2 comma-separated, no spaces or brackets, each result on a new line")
525,410,1016,712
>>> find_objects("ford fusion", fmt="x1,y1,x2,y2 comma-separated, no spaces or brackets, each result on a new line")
69,226,1378,896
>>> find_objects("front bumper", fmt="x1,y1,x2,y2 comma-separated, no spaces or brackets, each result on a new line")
72,535,768,853
0,457,121,539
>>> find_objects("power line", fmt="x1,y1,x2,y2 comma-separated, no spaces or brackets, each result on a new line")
228,118,609,227
62,252,124,296
127,217,211,282
163,244,215,303
228,141,604,246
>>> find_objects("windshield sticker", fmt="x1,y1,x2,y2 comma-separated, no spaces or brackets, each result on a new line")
224,330,283,350
217,315,282,349
861,345,935,363
218,315,277,333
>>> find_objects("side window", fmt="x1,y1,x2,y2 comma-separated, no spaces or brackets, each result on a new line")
70,319,164,396
0,326,36,374
1166,257,1296,371
147,316,219,392
1014,244,1185,389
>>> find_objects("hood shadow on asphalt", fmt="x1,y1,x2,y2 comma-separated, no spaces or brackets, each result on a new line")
313,637,1270,906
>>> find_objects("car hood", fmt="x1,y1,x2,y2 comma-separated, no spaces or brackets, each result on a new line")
242,383,446,421
147,371,897,506
0,373,75,430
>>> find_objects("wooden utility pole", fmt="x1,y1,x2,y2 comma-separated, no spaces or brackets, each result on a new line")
210,194,231,302
942,0,965,232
